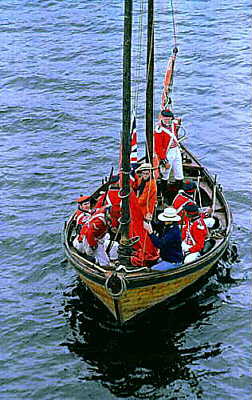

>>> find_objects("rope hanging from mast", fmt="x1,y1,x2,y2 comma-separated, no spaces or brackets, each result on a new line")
160,0,178,111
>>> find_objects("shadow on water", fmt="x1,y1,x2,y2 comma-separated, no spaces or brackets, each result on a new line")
60,268,236,399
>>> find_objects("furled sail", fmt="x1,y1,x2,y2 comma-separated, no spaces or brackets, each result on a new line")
161,47,178,111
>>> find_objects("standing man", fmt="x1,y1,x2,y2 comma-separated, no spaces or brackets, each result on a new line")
132,163,157,221
154,109,184,195
144,207,183,271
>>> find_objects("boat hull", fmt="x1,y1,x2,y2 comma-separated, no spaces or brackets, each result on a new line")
64,230,229,324
63,146,232,325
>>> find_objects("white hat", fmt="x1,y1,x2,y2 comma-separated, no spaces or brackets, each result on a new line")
158,207,181,222
135,163,155,173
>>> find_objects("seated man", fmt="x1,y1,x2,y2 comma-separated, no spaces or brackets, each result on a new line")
143,207,183,271
95,175,121,231
173,179,215,228
73,206,111,266
73,195,94,232
172,180,197,217
181,203,208,263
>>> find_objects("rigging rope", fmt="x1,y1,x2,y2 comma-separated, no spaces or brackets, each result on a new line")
132,0,146,116
170,0,177,48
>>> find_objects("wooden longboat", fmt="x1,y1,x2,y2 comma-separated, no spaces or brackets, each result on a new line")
63,144,232,325
62,0,232,325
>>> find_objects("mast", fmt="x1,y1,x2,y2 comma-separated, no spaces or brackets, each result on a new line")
146,0,154,164
120,0,132,244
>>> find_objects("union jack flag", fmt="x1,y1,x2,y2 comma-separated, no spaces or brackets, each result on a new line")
130,114,138,170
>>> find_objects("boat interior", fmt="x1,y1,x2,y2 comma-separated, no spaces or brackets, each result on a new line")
65,147,229,274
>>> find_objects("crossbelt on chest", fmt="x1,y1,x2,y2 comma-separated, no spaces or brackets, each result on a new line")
185,223,196,246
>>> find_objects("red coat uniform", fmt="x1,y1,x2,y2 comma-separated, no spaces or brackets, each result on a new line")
78,206,108,248
95,188,121,229
132,176,157,217
129,191,159,266
182,216,208,253
154,119,180,161
172,191,196,216
73,209,93,226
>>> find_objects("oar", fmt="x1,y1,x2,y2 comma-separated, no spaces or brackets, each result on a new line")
102,166,114,206
211,174,217,217
197,171,202,208
106,224,121,256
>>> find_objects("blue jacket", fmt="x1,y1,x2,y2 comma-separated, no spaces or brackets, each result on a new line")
149,223,183,263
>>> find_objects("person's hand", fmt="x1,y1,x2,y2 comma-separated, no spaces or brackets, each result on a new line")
143,221,153,234
160,159,170,169
145,212,152,222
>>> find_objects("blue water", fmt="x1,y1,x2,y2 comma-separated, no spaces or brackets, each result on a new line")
0,0,251,399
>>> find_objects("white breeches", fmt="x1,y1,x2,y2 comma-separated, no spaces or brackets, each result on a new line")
73,237,110,266
182,241,200,264
104,234,119,260
161,147,184,181
203,217,215,228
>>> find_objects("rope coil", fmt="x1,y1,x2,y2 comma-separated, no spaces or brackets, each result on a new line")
105,273,127,298
118,188,131,199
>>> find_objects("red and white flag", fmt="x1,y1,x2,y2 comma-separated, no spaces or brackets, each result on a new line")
161,52,177,111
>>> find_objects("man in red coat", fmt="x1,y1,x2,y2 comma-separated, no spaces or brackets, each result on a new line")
73,206,111,266
172,180,197,217
154,110,184,194
95,175,121,230
132,163,157,221
173,179,215,228
73,195,94,232
181,203,208,263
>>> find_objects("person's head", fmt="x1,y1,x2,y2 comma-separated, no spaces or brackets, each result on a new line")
183,203,199,219
76,195,91,211
182,179,197,193
135,163,153,180
160,110,174,127
110,174,120,188
158,207,181,225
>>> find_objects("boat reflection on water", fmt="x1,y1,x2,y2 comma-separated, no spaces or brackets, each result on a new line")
61,278,227,398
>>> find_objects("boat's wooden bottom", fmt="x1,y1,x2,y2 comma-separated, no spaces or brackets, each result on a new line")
78,256,217,324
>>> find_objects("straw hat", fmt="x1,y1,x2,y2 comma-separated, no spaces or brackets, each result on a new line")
135,163,156,173
158,207,181,222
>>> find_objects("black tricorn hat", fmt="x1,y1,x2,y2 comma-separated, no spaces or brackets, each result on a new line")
161,110,174,118
110,174,119,184
182,179,197,192
183,203,199,215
